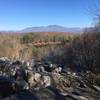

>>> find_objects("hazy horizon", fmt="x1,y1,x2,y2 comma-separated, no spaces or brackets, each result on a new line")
0,25,86,32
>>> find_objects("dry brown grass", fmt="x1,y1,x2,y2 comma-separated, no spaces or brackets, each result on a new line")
0,32,74,60
0,34,22,59
0,33,33,60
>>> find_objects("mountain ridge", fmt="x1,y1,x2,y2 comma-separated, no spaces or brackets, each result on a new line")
0,25,92,33
20,25,83,33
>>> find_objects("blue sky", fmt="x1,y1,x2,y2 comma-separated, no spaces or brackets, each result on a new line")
0,0,100,30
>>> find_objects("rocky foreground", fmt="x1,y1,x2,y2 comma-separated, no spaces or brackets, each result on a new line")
0,57,100,100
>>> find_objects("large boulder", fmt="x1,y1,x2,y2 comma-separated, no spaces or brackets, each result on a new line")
27,72,41,87
27,72,51,88
41,75,51,87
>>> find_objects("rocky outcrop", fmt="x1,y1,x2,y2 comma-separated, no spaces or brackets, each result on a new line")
0,57,100,100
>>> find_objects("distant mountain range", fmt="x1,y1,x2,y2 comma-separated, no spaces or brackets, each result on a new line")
20,25,83,33
0,25,94,33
